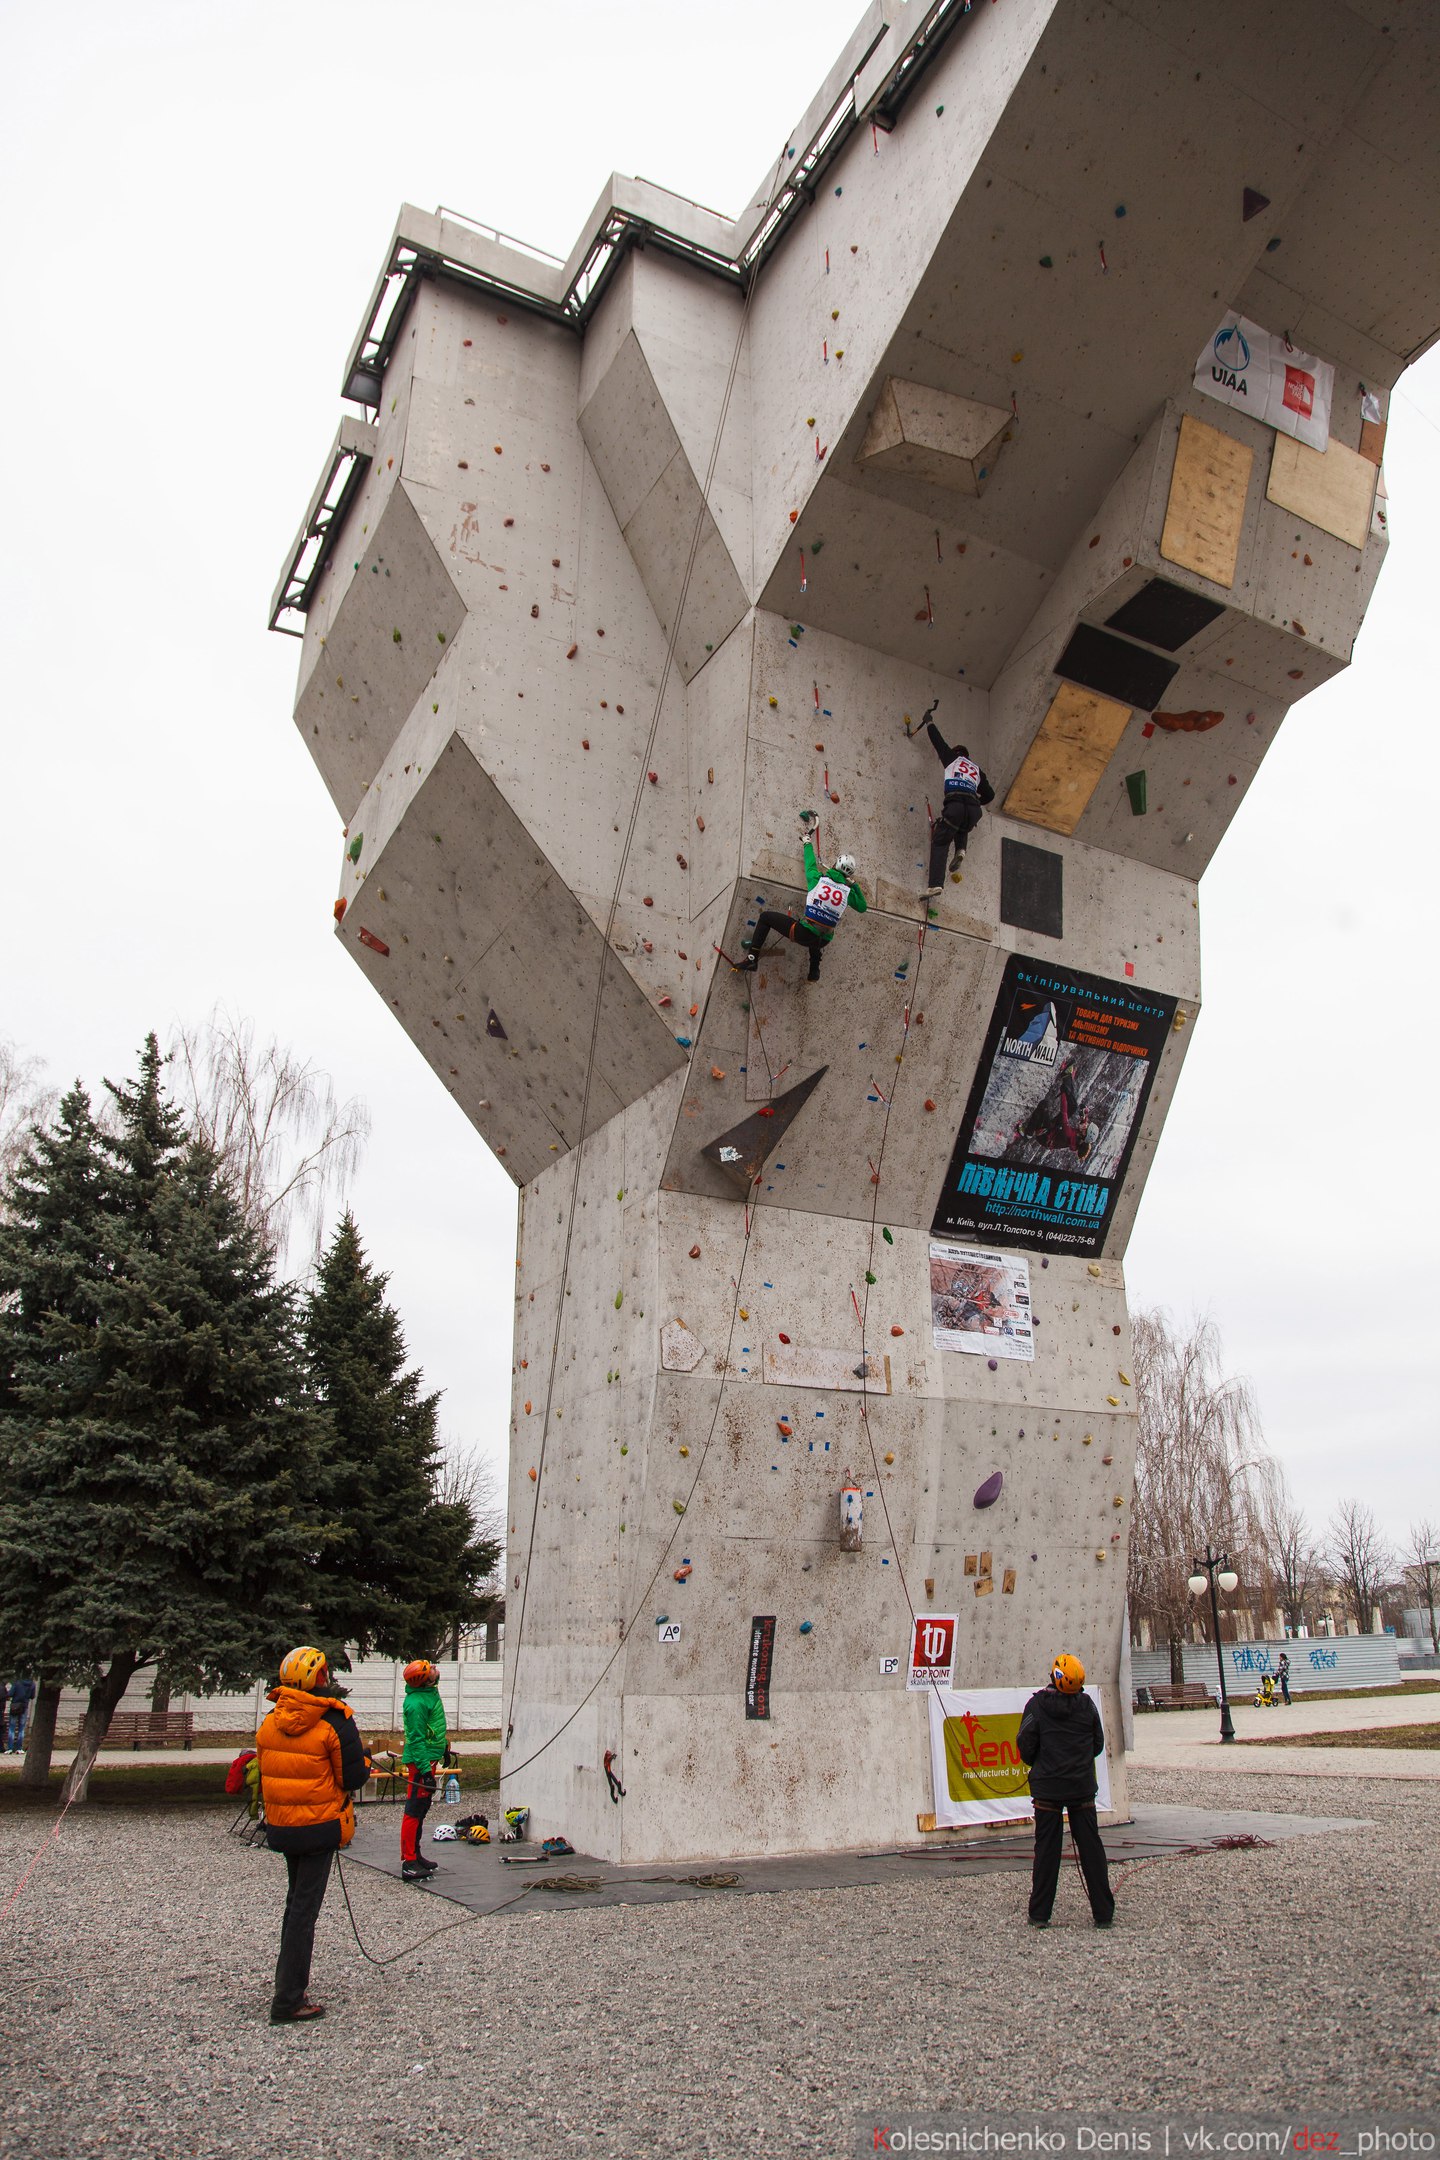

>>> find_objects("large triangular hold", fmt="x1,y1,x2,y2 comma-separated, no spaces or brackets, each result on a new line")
702,1066,829,1192
1242,187,1270,222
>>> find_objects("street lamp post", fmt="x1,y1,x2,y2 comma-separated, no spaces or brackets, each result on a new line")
1189,1546,1240,1743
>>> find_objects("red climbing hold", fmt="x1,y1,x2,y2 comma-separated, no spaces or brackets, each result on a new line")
923,1099,936,1112
582,738,590,750
757,1106,775,1118
890,1325,904,1337
688,1244,701,1259
648,771,658,784
357,927,389,956
643,896,654,907
778,1333,791,1344
567,644,578,659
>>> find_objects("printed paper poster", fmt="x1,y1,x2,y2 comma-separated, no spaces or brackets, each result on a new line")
929,1242,1033,1361
931,955,1176,1257
926,1686,1113,1827
1194,311,1334,451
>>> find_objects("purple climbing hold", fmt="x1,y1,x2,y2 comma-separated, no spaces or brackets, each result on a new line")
974,1471,1004,1509
987,1358,998,1371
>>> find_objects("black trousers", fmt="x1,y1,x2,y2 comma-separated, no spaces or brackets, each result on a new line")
749,909,827,980
273,1848,333,2013
1029,1797,1114,1924
928,796,982,886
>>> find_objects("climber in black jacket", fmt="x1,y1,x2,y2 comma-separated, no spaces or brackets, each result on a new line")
1017,1652,1115,1929
914,699,995,895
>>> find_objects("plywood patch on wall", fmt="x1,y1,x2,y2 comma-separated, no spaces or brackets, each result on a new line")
1003,683,1131,836
1160,415,1253,588
1266,433,1377,549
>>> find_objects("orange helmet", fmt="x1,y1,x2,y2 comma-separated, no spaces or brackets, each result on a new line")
403,1658,439,1687
1051,1653,1085,1693
279,1645,331,1693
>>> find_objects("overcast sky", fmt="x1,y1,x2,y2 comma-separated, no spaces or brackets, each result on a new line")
4,2,1436,1560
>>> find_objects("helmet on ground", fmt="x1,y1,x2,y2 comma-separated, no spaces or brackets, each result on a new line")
1051,1653,1085,1693
279,1645,331,1693
403,1658,439,1687
833,853,857,879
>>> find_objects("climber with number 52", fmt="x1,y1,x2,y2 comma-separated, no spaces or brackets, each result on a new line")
736,816,866,984
914,699,994,895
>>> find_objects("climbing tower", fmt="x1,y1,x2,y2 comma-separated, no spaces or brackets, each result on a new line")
272,3,1440,1861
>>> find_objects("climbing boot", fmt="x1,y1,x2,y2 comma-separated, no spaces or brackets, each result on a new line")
401,1860,429,1883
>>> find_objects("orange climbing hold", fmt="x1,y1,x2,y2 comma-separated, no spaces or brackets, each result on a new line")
528,1466,537,1480
710,1066,726,1080
923,1098,936,1112
333,898,347,923
890,1325,904,1337
524,1401,532,1414
777,1420,793,1436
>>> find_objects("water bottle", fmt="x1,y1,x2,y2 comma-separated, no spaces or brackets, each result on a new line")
443,1772,461,1804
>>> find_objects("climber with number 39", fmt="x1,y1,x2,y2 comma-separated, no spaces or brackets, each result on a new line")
915,699,994,896
736,816,866,984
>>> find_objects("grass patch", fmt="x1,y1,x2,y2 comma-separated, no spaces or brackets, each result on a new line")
1137,1680,1440,1713
1239,1722,1440,1750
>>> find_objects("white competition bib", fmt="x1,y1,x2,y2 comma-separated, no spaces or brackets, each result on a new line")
804,875,850,927
944,754,981,795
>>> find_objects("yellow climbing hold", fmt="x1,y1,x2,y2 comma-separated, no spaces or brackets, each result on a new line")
1118,1371,1131,1386
1106,1395,1120,1407
1087,1263,1102,1278
739,1308,749,1320
678,1445,690,1457
673,1500,686,1515
884,1451,895,1465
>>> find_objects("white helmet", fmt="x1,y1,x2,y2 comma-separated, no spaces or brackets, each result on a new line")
834,853,856,879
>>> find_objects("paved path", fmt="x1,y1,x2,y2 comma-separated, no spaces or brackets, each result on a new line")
1130,1685,1440,1778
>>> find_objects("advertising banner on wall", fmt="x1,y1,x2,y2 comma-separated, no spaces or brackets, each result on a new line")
929,1241,1033,1360
931,955,1175,1257
1194,311,1334,451
926,1686,1112,1828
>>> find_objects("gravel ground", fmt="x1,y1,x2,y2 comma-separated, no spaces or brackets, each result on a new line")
4,1768,1437,2158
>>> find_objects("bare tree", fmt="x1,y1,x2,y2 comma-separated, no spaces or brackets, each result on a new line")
1326,1500,1394,1634
435,1440,505,1660
168,1008,369,1271
1258,1469,1322,1637
1403,1518,1440,1654
1128,1309,1270,1683
0,1040,58,1204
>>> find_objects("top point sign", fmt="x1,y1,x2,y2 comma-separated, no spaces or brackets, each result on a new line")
907,1612,959,1691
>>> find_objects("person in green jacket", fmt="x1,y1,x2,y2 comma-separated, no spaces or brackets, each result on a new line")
736,818,867,983
399,1657,449,1882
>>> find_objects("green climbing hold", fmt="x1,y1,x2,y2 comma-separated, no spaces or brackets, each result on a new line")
882,1227,894,1245
673,1500,686,1515
437,631,446,644
346,833,363,862
1039,255,1053,268
617,1189,625,1201
392,628,402,643
615,1290,624,1309
865,1271,877,1285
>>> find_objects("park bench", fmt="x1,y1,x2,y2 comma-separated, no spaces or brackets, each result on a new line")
104,1710,195,1749
1140,1682,1214,1710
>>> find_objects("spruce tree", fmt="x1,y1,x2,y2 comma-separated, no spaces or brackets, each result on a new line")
305,1214,497,1657
0,1038,332,1801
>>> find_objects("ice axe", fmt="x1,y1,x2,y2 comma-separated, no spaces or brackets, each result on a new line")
904,697,939,741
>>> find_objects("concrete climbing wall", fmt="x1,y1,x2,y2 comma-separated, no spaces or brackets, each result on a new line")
273,1,1440,1861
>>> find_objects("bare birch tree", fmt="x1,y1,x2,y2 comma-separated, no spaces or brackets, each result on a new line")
0,1041,57,1205
435,1440,505,1659
1326,1500,1394,1634
168,1008,369,1271
1128,1309,1269,1682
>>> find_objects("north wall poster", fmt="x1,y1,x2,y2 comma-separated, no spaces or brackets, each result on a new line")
931,955,1176,1257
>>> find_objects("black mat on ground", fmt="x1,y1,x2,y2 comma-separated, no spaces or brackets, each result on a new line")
342,1803,1365,1918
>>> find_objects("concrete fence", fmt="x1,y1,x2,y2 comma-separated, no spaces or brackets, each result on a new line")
58,1658,504,1739
1132,1636,1402,1697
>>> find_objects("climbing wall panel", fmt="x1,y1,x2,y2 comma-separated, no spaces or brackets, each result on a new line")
1002,683,1132,836
1159,415,1254,588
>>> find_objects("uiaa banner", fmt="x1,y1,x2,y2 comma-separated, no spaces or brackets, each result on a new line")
931,954,1175,1257
926,1687,1112,1827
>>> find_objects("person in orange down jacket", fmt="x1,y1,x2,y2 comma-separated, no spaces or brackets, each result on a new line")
255,1645,370,2024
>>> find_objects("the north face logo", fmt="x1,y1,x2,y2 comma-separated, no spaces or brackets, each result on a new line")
1283,365,1315,418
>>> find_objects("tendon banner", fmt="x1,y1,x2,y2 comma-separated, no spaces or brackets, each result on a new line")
931,955,1175,1256
926,1686,1112,1827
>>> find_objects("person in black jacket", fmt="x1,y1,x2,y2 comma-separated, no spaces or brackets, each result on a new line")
913,701,995,895
1017,1653,1114,1929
